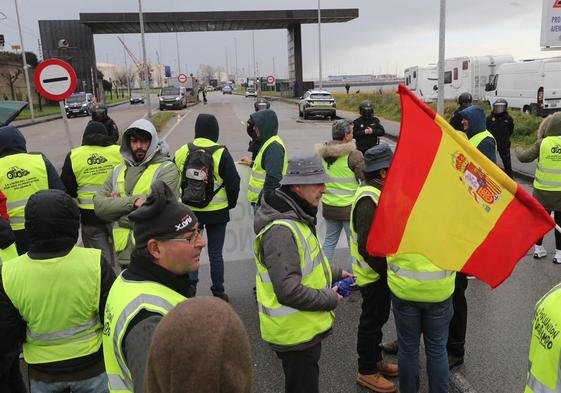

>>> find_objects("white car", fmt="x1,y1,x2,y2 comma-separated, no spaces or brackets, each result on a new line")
298,90,336,119
245,88,257,98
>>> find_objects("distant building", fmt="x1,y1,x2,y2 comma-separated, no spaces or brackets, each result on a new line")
97,62,166,89
327,74,398,83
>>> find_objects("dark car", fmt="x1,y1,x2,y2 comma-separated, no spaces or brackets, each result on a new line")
130,93,145,104
65,93,93,117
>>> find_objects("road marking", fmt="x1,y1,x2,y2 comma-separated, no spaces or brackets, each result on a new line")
450,371,478,393
162,108,194,141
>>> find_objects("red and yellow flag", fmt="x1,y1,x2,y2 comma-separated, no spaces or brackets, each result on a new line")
366,84,554,288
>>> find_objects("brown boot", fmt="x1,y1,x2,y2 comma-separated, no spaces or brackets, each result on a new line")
357,373,396,393
376,360,398,377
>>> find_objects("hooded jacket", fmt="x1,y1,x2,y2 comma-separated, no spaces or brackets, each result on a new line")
249,109,286,192
449,103,471,131
93,119,179,263
459,105,497,163
315,140,364,220
254,188,342,352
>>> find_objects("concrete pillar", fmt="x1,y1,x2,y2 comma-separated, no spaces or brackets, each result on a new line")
287,24,303,98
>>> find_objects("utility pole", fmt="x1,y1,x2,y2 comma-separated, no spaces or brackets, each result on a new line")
273,56,276,76
122,36,131,96
252,31,256,79
138,0,151,117
437,0,446,115
317,0,323,89
175,32,181,75
14,0,34,121
233,37,238,82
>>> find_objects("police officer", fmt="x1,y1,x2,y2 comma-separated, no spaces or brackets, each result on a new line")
61,121,122,271
353,100,386,154
0,190,115,392
246,98,271,160
103,181,205,393
91,103,119,144
525,282,561,392
449,92,472,131
351,144,397,393
487,99,514,177
254,155,352,393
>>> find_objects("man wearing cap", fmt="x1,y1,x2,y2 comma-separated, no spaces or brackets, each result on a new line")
0,189,116,392
254,155,352,393
61,121,122,271
351,144,397,393
103,181,206,393
316,119,364,272
94,118,179,269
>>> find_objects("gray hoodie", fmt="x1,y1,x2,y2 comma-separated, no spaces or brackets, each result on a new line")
254,189,342,351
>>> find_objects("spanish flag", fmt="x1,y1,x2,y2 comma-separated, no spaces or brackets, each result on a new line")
366,84,554,288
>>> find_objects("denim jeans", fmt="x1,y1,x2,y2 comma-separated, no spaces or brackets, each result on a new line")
189,222,227,295
31,372,108,393
81,223,118,274
391,294,453,393
322,219,352,272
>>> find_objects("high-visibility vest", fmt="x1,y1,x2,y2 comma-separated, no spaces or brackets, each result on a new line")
321,154,359,207
254,219,334,346
350,185,381,287
103,275,187,392
175,138,228,212
534,136,561,192
247,135,288,204
0,153,49,230
2,247,102,364
387,253,455,303
525,282,561,393
0,242,18,265
111,162,175,253
70,145,122,209
469,130,496,152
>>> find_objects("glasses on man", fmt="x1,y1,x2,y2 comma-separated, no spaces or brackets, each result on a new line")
167,228,203,244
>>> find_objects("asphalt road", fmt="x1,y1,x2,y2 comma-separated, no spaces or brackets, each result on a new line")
17,91,561,392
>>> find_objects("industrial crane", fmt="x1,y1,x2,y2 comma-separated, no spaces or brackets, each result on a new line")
117,36,152,81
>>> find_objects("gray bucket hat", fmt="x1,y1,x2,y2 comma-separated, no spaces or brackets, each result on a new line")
280,155,331,185
364,144,393,173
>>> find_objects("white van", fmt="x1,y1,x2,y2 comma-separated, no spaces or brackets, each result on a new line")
404,65,438,102
486,57,561,116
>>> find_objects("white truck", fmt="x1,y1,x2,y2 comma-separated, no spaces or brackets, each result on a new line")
404,65,438,102
485,57,561,116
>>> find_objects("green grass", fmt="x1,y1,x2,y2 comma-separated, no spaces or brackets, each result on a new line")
151,111,176,132
102,94,129,105
333,93,544,148
15,105,61,120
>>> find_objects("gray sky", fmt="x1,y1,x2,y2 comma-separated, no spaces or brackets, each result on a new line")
0,0,549,79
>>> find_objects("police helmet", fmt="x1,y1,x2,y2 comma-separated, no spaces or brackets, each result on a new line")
492,99,508,114
254,98,270,112
458,92,472,106
91,104,108,122
359,100,374,117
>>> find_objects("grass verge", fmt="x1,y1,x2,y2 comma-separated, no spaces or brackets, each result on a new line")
15,105,61,120
151,111,176,133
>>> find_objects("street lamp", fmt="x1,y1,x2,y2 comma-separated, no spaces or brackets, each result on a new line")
233,37,238,82
138,0,151,117
14,0,34,121
437,0,446,115
318,0,323,89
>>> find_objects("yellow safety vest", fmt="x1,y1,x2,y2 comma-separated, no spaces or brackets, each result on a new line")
175,138,228,212
0,242,18,265
534,136,561,192
321,154,359,207
247,135,288,204
254,219,334,346
111,162,174,253
469,130,496,152
525,282,561,393
0,153,49,230
2,247,102,364
103,275,187,392
70,145,122,209
350,185,381,287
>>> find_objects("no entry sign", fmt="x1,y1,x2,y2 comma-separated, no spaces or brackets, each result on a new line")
266,75,276,87
34,58,77,101
178,73,188,84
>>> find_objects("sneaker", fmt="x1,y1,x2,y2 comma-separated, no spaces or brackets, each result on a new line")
213,292,229,302
357,373,396,393
376,360,398,377
379,340,398,355
534,245,547,259
554,250,561,264
448,354,464,370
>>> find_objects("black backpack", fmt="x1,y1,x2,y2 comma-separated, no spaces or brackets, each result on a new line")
180,143,224,208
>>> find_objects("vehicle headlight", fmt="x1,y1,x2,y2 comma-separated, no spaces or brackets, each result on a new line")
175,96,181,101
82,103,87,107
159,97,164,101
65,106,69,109
304,101,311,107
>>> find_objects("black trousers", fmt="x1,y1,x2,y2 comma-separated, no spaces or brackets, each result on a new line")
536,210,561,250
0,350,26,393
498,145,513,178
447,272,468,357
276,342,322,393
357,278,391,374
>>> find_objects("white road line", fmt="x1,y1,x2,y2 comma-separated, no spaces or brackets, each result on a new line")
161,108,195,141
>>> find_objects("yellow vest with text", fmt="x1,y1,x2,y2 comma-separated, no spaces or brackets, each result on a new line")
0,153,49,230
525,282,561,393
321,154,359,207
175,138,228,212
254,219,334,346
534,136,561,192
70,145,122,209
350,185,381,287
2,247,102,364
0,242,18,265
469,130,496,152
247,135,288,204
111,162,173,253
103,275,187,392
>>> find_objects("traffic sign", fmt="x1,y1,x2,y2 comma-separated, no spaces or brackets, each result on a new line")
178,73,188,84
266,75,276,87
34,58,77,101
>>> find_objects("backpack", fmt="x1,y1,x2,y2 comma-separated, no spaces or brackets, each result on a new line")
180,143,224,208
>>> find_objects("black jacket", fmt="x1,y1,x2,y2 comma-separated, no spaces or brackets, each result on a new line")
89,118,119,144
0,216,15,250
486,112,514,150
353,116,385,153
448,104,471,131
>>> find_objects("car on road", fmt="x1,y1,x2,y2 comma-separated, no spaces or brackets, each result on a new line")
65,93,93,117
298,90,336,119
159,86,187,110
222,85,233,95
129,92,145,104
206,85,214,92
245,87,257,98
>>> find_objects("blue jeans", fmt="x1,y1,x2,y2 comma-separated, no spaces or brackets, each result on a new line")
391,294,453,393
31,372,108,393
189,222,227,295
322,219,352,272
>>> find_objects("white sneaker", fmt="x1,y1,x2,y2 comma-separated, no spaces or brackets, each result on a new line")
534,245,547,259
554,250,561,264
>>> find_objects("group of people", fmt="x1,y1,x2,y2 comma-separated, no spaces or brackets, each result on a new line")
1,91,561,393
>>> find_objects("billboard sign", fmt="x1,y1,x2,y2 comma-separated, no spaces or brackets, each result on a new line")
541,0,561,49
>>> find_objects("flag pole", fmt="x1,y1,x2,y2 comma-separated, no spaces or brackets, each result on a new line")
437,0,446,115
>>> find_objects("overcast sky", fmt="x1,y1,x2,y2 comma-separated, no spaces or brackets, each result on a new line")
0,0,551,79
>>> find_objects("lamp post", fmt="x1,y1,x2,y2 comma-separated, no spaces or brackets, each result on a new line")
175,32,181,75
14,0,34,121
138,0,151,117
437,0,446,115
233,37,238,82
317,0,323,89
